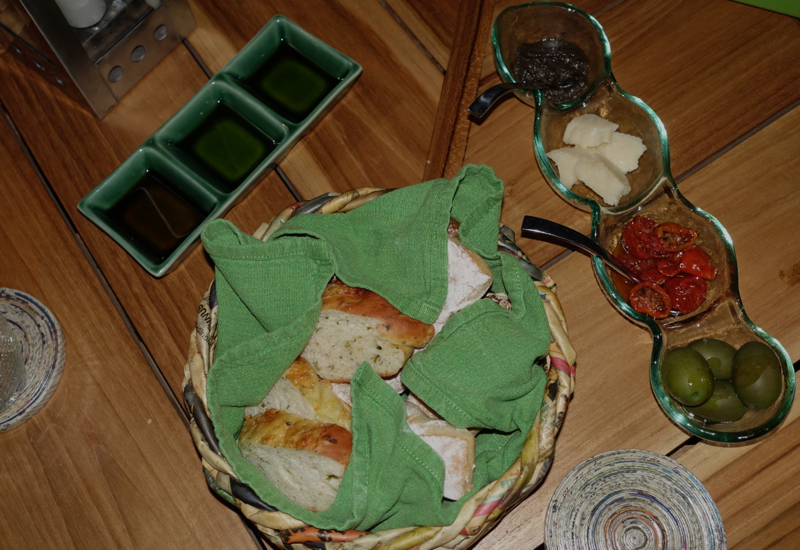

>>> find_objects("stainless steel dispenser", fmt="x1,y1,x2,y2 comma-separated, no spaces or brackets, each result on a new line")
0,0,196,118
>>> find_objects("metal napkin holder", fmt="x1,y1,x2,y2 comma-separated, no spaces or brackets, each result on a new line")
0,0,195,118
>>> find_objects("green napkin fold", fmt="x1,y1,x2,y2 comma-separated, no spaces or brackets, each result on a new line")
202,165,551,531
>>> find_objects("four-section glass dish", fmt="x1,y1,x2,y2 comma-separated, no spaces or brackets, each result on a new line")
493,1,794,443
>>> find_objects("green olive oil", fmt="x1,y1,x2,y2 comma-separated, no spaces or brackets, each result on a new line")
180,103,276,191
244,41,340,123
107,171,210,261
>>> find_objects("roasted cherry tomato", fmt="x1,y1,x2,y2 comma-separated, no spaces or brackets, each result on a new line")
656,259,681,277
616,216,716,317
679,246,717,280
664,276,707,313
615,252,654,276
665,250,685,264
622,222,649,259
629,281,671,319
622,216,664,259
655,222,697,252
640,268,668,286
634,258,658,275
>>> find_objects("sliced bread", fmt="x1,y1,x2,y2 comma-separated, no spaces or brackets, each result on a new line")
433,237,493,333
301,278,435,382
245,357,352,430
238,409,352,512
405,402,475,500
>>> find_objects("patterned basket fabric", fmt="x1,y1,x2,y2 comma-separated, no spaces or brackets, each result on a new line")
182,188,577,550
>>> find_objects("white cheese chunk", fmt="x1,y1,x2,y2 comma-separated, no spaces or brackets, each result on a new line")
563,114,619,149
546,147,587,188
592,132,647,173
574,153,631,206
546,113,647,206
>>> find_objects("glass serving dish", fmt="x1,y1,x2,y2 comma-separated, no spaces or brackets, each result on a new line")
493,1,795,443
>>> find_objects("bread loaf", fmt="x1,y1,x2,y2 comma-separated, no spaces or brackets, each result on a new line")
301,278,435,382
432,237,493,333
238,409,352,512
245,357,352,430
405,402,475,500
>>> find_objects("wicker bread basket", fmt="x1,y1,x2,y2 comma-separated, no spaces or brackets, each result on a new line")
182,188,577,550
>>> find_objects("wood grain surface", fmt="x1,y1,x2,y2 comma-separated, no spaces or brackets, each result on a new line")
0,108,256,549
676,104,800,364
423,0,495,180
0,0,798,548
464,0,800,268
678,404,800,549
382,0,459,71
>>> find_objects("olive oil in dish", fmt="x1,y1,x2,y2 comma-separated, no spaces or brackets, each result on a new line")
244,41,340,123
180,103,276,191
107,171,210,261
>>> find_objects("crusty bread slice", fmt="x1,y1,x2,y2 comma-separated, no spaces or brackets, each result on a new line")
433,237,493,333
238,409,352,512
405,402,475,500
301,279,435,382
320,278,435,349
239,445,344,513
246,357,352,430
330,382,352,406
302,309,410,381
239,409,352,467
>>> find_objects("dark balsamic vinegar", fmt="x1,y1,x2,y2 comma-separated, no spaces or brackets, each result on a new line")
107,171,210,261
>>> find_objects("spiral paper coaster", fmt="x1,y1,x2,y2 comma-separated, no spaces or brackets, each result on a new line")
545,449,726,550
0,288,66,432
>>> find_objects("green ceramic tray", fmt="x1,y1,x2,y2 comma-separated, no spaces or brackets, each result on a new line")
79,15,362,277
732,0,800,17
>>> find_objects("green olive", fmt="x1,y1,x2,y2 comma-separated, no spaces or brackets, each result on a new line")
685,380,748,423
733,341,782,409
687,338,736,380
663,347,714,406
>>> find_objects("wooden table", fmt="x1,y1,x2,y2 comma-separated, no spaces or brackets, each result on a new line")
0,0,797,548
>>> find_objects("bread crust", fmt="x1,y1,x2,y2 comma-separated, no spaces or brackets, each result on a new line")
433,237,493,332
322,278,435,349
239,445,343,512
405,402,475,500
283,357,352,429
240,409,352,468
246,357,352,429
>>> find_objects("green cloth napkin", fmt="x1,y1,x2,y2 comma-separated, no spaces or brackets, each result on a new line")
201,165,551,531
